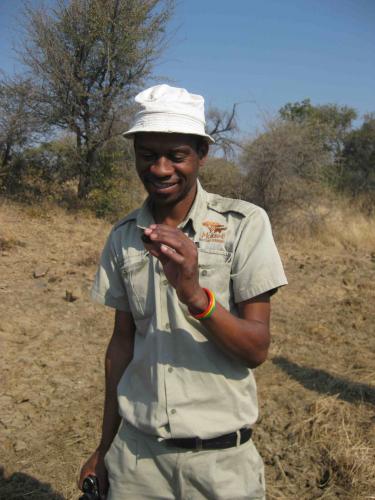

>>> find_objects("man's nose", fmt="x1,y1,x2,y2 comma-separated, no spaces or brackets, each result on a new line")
150,156,174,176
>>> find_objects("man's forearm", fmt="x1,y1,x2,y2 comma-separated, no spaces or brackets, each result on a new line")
203,303,270,368
189,290,271,368
98,311,135,453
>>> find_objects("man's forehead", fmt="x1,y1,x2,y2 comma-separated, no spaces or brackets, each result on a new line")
134,132,198,150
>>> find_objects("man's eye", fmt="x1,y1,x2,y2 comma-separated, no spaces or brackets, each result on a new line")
142,154,155,161
170,155,185,163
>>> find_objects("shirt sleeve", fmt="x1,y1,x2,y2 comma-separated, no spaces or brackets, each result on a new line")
91,230,131,312
231,206,288,303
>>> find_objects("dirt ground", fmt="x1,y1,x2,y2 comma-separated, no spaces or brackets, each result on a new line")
0,199,374,500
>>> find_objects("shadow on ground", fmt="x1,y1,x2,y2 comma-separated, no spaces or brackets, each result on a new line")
272,356,375,405
0,466,65,500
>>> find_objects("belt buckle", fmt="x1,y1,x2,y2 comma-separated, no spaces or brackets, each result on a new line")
194,437,203,451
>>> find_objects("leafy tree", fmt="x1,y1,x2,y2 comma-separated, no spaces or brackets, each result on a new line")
199,157,244,198
240,119,330,218
21,0,174,198
279,98,357,157
0,76,42,169
0,75,47,192
24,136,78,184
340,114,375,200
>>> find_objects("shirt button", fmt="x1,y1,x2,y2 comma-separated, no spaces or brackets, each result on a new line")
168,366,173,373
162,279,168,286
201,270,208,276
170,409,177,415
165,322,170,329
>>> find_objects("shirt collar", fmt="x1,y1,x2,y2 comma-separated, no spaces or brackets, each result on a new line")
136,179,208,235
178,179,207,234
136,197,155,230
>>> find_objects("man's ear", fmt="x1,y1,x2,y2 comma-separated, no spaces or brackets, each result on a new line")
198,140,209,164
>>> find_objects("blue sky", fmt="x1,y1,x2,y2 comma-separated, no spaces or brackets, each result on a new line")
0,0,374,136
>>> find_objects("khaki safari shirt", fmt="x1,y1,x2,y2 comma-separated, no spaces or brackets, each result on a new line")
92,181,287,439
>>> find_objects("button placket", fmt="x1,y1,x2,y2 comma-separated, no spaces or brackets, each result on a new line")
164,356,179,433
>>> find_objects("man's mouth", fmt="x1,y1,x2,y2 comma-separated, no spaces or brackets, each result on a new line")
146,178,180,193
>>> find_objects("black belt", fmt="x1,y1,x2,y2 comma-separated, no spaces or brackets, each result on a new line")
165,428,252,450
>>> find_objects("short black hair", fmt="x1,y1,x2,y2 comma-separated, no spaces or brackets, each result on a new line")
133,133,209,157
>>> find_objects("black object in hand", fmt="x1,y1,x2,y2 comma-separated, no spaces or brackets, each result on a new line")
79,475,100,500
141,233,152,244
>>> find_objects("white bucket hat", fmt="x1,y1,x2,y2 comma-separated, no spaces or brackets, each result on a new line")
123,84,215,143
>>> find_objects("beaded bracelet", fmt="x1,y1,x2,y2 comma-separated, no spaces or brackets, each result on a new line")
191,288,216,320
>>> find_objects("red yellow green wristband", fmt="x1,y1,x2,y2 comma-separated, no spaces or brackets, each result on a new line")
191,288,216,320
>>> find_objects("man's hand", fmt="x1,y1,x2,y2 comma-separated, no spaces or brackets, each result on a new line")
79,448,109,499
143,224,208,312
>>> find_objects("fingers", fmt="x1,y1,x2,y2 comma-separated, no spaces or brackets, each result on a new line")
143,242,183,266
143,241,163,258
144,225,195,257
160,244,184,264
78,464,89,490
78,451,108,496
78,467,94,491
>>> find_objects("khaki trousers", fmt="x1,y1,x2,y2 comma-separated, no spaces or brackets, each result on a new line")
104,421,265,500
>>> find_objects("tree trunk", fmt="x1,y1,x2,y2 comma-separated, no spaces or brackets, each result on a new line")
77,148,95,199
1,142,12,168
77,169,91,199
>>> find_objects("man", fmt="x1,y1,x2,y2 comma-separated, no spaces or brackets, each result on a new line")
79,85,287,499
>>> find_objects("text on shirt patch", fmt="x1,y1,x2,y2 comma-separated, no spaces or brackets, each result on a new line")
200,221,227,242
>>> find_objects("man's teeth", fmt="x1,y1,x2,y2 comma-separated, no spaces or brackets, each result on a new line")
153,181,177,188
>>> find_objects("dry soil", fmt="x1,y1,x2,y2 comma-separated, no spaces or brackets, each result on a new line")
0,200,374,500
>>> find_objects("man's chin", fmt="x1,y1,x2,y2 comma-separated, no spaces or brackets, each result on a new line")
148,191,182,206
145,181,186,205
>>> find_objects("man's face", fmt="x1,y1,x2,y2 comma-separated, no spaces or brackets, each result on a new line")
134,132,208,206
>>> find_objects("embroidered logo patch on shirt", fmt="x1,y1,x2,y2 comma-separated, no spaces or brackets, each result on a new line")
200,221,227,242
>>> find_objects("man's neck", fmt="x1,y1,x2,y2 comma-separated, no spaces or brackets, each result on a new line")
152,184,197,227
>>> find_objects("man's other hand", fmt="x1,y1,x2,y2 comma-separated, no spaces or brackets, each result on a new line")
78,448,109,500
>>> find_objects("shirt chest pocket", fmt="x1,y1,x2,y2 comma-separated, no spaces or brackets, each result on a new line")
120,254,154,319
198,249,232,309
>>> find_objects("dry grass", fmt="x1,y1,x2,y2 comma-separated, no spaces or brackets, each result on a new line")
257,193,374,499
324,207,375,251
0,221,27,252
0,236,26,252
0,196,374,499
276,195,375,253
293,396,375,497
